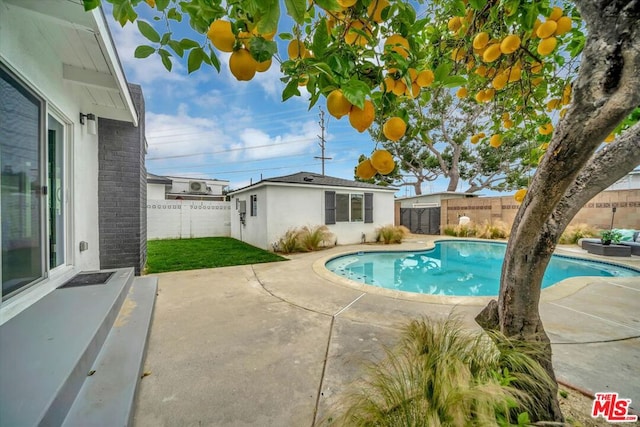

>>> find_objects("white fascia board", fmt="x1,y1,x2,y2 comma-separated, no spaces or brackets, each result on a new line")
230,181,396,195
90,7,138,126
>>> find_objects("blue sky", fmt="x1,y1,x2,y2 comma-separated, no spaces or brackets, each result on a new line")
105,3,448,196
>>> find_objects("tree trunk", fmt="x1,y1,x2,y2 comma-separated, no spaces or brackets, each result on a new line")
478,1,640,422
414,181,422,195
446,169,459,192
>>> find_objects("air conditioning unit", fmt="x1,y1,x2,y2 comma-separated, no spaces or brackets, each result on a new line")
189,180,208,193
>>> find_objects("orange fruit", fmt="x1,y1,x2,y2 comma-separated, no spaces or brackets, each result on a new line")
538,123,554,135
451,47,466,61
456,87,468,98
383,117,407,141
489,134,503,148
356,158,377,180
326,89,352,119
492,72,508,90
288,40,307,59
604,133,615,143
530,62,543,73
207,20,235,52
337,0,357,7
548,6,563,21
500,34,521,54
470,133,484,144
370,150,395,174
537,37,557,56
507,65,522,82
546,98,561,111
255,58,272,72
345,21,371,46
475,65,488,77
368,0,390,23
503,119,514,129
536,20,558,39
145,0,155,7
349,100,375,132
482,43,502,62
416,69,435,87
562,84,572,104
448,17,462,32
514,189,527,203
382,76,396,93
555,16,572,36
473,32,489,50
385,34,410,58
531,19,542,38
392,79,406,96
229,48,257,81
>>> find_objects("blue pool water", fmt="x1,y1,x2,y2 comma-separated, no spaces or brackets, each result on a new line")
325,240,640,296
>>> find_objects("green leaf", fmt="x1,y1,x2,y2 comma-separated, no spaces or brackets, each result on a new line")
209,50,221,72
468,0,486,10
156,0,170,12
517,412,531,425
160,32,171,45
180,38,200,49
256,0,280,35
312,18,329,57
167,40,184,57
284,0,306,25
158,48,172,71
442,76,467,88
137,20,161,43
314,0,341,12
167,8,182,22
342,78,371,109
434,62,452,82
279,33,293,41
134,45,156,58
187,48,204,73
283,79,301,102
82,0,101,12
250,38,277,63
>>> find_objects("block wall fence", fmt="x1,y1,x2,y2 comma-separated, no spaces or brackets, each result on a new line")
439,189,640,232
147,200,231,240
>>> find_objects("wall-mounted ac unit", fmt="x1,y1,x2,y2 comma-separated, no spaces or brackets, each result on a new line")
189,180,208,193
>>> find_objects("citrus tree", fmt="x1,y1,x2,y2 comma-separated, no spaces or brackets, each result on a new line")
83,0,640,421
367,86,533,194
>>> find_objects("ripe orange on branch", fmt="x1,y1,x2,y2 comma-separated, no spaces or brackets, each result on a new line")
349,100,375,133
383,117,407,141
370,150,395,175
356,158,377,180
326,89,352,119
208,20,235,52
229,48,257,81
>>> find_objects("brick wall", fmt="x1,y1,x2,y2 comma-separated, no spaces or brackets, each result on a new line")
97,84,146,274
440,189,640,232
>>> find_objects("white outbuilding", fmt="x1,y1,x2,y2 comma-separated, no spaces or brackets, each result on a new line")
229,172,397,250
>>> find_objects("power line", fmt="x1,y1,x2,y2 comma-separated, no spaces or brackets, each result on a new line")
314,107,332,175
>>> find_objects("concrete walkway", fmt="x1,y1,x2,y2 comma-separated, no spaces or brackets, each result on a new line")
133,238,640,426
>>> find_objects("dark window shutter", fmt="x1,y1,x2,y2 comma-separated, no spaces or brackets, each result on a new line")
364,192,373,223
325,191,336,224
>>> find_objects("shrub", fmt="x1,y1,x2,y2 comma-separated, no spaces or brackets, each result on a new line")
558,223,600,244
275,225,335,254
476,220,510,239
298,225,334,251
326,315,554,426
276,228,301,254
376,225,409,244
443,225,457,236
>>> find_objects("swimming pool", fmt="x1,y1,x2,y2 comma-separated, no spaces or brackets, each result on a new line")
325,240,640,296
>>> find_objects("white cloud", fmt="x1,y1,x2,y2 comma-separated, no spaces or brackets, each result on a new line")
228,120,318,161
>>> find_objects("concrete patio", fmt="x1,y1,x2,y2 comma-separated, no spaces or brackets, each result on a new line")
133,237,640,426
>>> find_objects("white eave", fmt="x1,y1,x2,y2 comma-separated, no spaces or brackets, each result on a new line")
3,0,138,126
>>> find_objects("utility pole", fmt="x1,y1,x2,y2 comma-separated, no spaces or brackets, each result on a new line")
314,107,331,175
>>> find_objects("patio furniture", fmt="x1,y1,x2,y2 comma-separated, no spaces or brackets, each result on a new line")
582,241,631,257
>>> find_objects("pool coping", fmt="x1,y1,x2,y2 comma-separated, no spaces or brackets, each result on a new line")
312,238,640,306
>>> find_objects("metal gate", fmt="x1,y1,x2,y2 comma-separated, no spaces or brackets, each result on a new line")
400,207,441,235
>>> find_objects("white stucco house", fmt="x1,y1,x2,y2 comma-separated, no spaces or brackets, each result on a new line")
147,172,229,201
1,0,147,320
229,172,397,250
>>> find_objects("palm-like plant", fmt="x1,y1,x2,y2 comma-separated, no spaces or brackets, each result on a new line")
327,315,555,426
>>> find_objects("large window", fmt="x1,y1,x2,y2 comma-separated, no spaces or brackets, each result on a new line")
1,66,68,300
1,67,44,298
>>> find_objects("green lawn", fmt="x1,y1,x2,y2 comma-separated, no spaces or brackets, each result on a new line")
145,237,286,274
